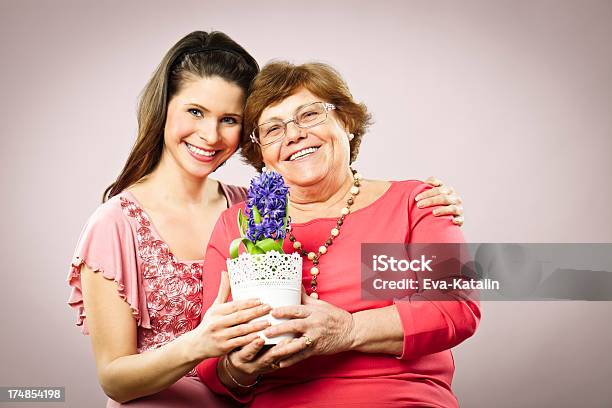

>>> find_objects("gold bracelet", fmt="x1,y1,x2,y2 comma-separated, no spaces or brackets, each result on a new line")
223,356,259,388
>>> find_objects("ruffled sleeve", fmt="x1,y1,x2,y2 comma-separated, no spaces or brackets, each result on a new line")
67,196,150,334
219,182,247,207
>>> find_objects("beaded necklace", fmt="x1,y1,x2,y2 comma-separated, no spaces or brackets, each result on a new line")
286,170,362,298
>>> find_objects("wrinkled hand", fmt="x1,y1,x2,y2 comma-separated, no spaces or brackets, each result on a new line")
225,335,310,382
260,287,355,368
417,176,464,226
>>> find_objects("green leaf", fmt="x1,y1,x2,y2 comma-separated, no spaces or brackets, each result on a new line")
242,217,248,236
255,238,278,253
229,237,258,259
250,245,265,255
244,239,255,253
273,240,285,253
229,238,243,259
252,206,262,224
237,209,245,238
238,208,249,238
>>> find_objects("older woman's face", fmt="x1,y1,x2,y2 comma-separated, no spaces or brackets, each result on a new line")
258,88,351,188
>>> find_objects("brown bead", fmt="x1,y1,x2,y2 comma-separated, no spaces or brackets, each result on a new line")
347,198,354,205
313,259,319,265
289,236,296,242
337,219,343,226
354,180,361,187
326,239,333,246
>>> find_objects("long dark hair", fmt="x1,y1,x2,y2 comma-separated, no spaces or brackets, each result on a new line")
103,31,259,202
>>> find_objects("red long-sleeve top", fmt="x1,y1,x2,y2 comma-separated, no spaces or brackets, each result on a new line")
197,180,481,407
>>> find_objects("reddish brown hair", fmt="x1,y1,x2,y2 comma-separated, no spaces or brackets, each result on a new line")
241,61,372,171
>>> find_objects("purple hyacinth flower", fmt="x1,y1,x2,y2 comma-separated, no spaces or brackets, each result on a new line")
245,171,289,242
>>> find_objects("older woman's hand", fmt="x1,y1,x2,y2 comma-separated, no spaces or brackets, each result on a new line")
261,287,355,368
223,333,311,385
417,176,464,226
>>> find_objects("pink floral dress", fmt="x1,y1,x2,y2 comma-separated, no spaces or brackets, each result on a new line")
68,185,246,407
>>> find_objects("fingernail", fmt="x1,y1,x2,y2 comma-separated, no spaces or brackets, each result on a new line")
433,209,439,215
414,195,421,201
417,202,424,208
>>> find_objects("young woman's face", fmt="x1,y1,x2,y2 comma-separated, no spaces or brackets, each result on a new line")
163,76,244,179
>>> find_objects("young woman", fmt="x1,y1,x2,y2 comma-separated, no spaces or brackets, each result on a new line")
67,31,464,407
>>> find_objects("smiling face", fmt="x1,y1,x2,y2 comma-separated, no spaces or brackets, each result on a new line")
258,88,351,188
162,75,244,180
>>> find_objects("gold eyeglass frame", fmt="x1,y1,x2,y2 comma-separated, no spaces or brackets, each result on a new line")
249,102,336,147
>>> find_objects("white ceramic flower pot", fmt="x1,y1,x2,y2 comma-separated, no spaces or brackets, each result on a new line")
227,251,303,344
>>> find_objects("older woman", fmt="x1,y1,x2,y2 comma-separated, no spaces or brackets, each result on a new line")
196,62,480,407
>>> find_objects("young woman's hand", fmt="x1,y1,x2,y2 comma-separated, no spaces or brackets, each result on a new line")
188,271,272,360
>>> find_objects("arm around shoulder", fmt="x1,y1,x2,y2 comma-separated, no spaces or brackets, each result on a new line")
393,183,480,359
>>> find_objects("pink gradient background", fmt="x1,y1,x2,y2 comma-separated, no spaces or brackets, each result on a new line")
1,1,611,406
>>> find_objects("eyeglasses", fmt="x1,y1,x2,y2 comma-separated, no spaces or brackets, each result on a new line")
250,102,336,146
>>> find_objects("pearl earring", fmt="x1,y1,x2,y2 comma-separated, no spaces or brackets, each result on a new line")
348,133,355,141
